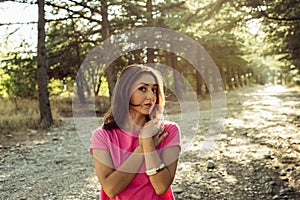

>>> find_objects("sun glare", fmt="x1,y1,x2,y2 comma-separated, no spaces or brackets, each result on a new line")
246,19,265,38
0,2,37,53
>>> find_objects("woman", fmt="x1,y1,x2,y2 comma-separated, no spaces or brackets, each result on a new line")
90,64,181,200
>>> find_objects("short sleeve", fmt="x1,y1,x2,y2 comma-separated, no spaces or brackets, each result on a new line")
89,128,109,155
159,122,181,151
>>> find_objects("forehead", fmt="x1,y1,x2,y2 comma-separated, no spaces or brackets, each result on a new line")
132,73,157,86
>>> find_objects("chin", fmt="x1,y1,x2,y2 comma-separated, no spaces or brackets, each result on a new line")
142,112,151,116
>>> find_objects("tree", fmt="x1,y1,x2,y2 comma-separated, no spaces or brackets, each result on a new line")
37,0,53,128
232,0,300,82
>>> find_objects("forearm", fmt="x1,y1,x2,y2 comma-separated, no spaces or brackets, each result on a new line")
97,146,144,197
142,139,174,194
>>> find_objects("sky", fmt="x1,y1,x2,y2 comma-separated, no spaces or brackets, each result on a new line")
0,1,38,53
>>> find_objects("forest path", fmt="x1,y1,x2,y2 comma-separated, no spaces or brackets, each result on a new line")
0,85,299,200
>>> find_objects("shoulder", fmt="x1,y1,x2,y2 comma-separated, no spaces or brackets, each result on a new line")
90,128,119,155
164,121,180,133
163,121,181,141
92,128,118,140
92,128,107,136
93,127,120,134
91,128,105,141
158,121,181,149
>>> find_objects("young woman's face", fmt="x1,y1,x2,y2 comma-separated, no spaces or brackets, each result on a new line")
129,73,158,117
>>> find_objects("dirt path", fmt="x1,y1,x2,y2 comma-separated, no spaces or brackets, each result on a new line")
1,85,299,200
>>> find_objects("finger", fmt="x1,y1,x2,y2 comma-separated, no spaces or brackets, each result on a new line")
153,133,160,139
152,118,159,126
158,125,166,134
153,118,164,128
157,133,167,144
160,132,168,140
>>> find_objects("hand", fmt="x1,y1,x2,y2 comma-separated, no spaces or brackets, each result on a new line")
139,119,167,147
139,130,168,148
152,131,168,147
139,119,164,139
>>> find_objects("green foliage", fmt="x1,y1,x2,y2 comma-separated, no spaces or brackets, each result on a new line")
1,0,299,101
0,68,9,98
233,0,300,79
46,19,95,80
1,46,37,98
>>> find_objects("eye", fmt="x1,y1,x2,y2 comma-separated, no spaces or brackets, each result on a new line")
138,86,147,92
152,88,158,93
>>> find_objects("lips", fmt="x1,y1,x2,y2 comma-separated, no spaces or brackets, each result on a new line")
143,103,153,108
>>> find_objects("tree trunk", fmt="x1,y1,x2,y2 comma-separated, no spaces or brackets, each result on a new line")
228,65,235,89
195,69,203,96
95,78,102,96
170,52,182,100
75,71,86,102
234,66,241,88
101,0,116,98
223,65,229,90
204,63,209,94
196,53,205,96
72,19,86,102
101,0,110,41
105,62,118,98
146,0,155,63
37,0,53,128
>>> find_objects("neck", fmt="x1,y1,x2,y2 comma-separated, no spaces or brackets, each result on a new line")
123,111,147,132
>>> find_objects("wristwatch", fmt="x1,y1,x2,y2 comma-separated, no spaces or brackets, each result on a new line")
146,163,165,176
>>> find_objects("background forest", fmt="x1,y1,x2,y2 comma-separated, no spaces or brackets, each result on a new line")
0,0,299,131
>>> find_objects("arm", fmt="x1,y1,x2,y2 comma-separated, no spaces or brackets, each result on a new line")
140,120,181,195
92,146,144,198
142,138,180,195
92,131,168,198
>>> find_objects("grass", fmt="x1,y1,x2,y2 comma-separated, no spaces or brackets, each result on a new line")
0,97,60,133
52,95,111,117
0,95,111,133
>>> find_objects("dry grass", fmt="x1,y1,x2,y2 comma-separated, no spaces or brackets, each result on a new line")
51,96,73,117
51,95,110,117
0,97,75,145
0,98,60,132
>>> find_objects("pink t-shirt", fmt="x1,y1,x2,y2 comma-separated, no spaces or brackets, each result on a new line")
90,121,181,200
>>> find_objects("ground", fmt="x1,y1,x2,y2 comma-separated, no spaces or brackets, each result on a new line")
0,85,299,200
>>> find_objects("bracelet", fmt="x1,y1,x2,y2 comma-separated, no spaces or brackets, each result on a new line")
146,163,165,176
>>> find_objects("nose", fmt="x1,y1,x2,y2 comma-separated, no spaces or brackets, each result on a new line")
146,89,155,100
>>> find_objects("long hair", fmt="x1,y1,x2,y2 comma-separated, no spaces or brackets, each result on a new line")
103,64,165,130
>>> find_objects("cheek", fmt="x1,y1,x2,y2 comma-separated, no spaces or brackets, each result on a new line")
130,91,141,102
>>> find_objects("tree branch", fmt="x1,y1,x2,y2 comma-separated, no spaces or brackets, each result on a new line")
0,0,36,4
45,1,102,24
0,21,37,26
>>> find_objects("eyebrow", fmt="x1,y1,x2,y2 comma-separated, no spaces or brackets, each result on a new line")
139,83,158,86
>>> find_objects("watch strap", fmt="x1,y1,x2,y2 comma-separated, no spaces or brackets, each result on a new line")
146,163,165,176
